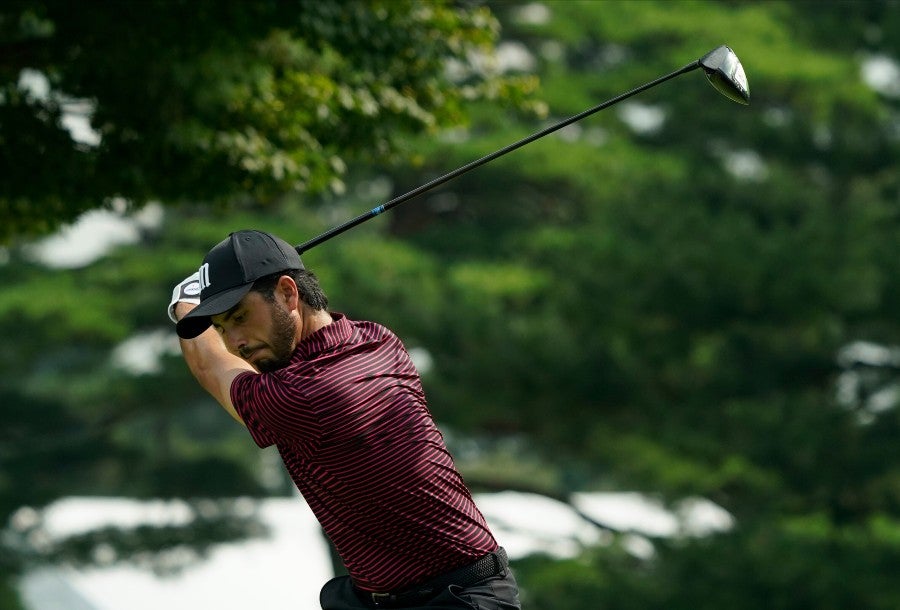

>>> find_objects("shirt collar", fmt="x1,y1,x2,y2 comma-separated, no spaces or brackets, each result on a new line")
293,312,351,360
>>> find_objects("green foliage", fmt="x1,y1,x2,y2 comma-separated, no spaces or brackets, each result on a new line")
0,577,23,610
0,0,538,242
514,515,900,610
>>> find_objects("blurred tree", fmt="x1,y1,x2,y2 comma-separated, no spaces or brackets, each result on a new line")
0,0,539,241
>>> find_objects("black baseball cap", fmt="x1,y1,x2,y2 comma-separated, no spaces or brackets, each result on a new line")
176,230,304,339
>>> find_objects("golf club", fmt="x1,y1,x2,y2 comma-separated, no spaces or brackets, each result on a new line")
295,45,749,254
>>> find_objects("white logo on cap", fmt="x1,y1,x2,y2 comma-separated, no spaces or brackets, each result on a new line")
198,263,212,291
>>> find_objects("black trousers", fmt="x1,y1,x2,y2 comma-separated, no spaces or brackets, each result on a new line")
319,554,521,610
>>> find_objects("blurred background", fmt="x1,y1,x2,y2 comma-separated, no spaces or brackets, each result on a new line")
2,1,900,608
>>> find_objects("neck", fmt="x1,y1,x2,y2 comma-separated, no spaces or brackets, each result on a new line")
297,306,332,343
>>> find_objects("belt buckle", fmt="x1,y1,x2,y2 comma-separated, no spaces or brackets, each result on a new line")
371,592,393,607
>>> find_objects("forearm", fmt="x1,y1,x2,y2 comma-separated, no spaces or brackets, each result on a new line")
175,303,253,425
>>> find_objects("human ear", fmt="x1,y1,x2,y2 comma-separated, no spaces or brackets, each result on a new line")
276,275,300,310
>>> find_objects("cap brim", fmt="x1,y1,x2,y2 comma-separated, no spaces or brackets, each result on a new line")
175,282,254,339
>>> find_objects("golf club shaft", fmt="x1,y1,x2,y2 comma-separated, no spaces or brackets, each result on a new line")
296,60,700,255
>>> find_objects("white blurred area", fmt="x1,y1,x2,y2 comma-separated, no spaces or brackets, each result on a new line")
15,491,732,610
16,495,331,610
22,200,164,270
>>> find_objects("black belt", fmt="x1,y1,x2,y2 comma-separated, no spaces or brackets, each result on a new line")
359,548,508,609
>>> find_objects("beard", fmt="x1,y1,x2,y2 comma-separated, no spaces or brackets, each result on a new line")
256,303,298,373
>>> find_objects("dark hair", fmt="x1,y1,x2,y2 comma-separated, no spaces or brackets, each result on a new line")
251,269,329,311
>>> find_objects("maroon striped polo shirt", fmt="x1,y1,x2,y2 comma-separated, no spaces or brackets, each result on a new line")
230,313,498,591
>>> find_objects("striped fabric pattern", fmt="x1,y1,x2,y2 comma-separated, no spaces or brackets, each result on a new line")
231,313,498,591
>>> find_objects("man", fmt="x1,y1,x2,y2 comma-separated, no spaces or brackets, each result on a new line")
169,229,521,609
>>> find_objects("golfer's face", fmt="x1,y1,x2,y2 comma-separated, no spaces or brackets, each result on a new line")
211,292,284,370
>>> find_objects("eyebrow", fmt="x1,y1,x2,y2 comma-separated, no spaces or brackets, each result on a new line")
213,301,244,326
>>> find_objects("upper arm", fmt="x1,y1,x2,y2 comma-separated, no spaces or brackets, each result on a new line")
179,328,255,425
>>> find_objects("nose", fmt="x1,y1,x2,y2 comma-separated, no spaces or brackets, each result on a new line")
220,327,247,355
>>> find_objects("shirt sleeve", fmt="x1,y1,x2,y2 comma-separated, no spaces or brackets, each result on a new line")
230,372,276,447
230,370,319,449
